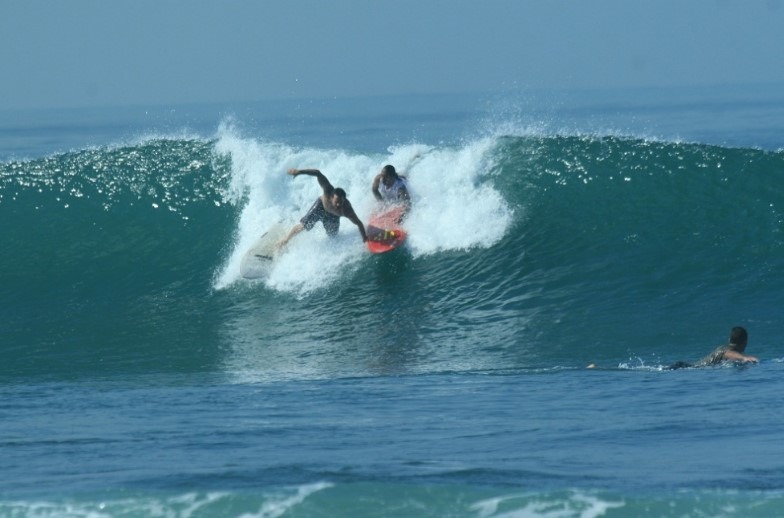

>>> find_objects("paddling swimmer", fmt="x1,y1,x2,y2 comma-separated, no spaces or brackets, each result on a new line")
667,326,757,370
372,165,411,211
586,326,758,370
277,169,367,249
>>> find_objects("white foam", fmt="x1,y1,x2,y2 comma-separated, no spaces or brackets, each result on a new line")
213,122,513,294
239,482,333,518
471,490,624,518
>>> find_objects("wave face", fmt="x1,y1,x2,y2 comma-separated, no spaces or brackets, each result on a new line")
2,129,783,380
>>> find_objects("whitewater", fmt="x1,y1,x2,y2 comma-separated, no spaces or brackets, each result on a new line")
213,122,513,293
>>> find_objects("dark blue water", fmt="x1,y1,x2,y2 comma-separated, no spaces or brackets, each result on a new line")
2,85,784,516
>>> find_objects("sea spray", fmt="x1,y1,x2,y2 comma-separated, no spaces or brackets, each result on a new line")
213,125,514,293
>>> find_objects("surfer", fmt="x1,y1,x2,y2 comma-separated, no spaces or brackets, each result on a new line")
277,168,368,248
586,326,758,370
372,165,411,212
666,326,758,370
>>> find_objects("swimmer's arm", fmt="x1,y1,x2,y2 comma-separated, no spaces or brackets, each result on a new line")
288,168,334,194
343,202,368,242
723,350,758,363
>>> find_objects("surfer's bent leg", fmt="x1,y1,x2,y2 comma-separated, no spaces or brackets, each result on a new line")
300,198,327,231
300,197,340,237
323,214,340,236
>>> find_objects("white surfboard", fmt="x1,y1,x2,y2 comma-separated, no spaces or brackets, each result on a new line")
239,223,289,279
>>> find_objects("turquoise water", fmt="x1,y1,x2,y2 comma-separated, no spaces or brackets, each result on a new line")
2,86,784,516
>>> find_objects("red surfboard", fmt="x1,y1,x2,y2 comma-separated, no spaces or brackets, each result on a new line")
366,205,408,254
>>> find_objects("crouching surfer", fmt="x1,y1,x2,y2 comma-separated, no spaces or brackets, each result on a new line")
277,168,367,249
371,164,411,221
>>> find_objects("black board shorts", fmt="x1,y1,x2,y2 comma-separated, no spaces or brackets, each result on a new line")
301,198,340,236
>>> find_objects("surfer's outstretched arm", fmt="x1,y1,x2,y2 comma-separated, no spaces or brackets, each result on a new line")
342,201,368,242
288,168,335,195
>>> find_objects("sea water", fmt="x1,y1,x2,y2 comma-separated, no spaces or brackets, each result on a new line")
2,84,784,516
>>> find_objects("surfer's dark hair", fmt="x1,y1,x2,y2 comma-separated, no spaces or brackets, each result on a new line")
382,164,398,178
729,326,748,349
334,187,347,199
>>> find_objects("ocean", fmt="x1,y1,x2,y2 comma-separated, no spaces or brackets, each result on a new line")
1,84,783,517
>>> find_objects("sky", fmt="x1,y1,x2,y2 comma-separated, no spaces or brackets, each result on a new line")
1,0,783,111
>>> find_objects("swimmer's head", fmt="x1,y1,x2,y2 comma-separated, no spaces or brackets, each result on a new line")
729,326,748,351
